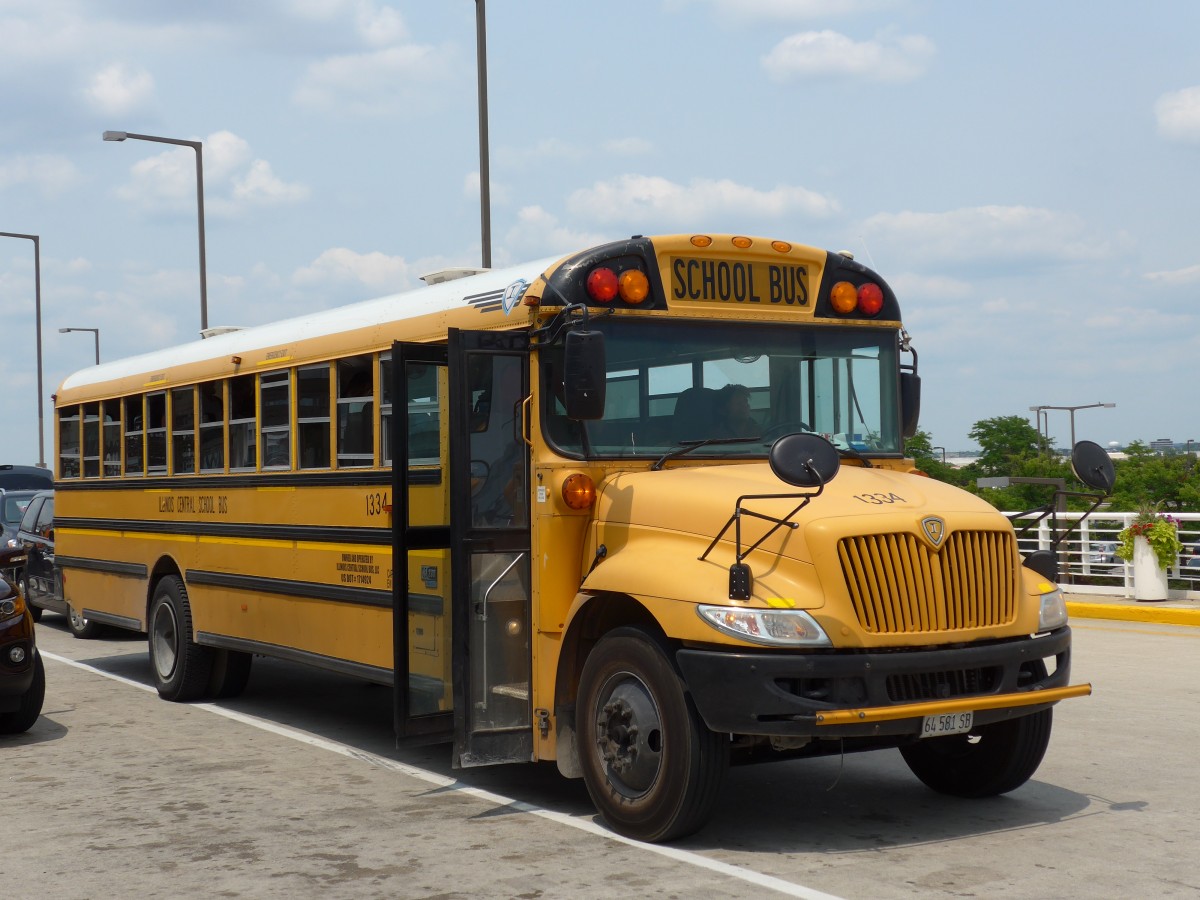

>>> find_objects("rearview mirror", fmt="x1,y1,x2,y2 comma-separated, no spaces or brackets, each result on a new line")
562,329,606,420
769,433,841,487
1071,440,1115,494
900,372,921,439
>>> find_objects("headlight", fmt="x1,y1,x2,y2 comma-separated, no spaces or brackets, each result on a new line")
1037,586,1068,631
697,604,831,647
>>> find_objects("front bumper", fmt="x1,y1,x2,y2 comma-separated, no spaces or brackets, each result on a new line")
676,627,1086,738
0,616,37,713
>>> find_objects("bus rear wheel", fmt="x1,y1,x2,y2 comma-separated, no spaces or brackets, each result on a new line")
148,577,213,702
900,708,1053,798
576,627,728,843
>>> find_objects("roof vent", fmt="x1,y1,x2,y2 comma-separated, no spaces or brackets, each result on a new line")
200,326,245,340
419,267,489,285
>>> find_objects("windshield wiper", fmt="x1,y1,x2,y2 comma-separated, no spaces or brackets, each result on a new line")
835,444,874,467
651,436,762,471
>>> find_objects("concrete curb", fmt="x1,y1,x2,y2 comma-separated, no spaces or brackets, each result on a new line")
1066,600,1200,627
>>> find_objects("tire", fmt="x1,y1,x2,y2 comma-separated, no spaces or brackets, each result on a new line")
148,577,213,702
67,604,101,640
20,576,41,623
576,627,728,842
0,652,45,734
206,649,253,699
900,708,1053,798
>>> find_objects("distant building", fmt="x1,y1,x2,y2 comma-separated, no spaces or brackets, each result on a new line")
1150,437,1174,453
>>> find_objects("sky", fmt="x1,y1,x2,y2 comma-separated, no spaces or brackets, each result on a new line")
2,0,1199,467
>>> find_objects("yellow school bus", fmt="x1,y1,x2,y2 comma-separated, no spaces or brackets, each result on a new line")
53,233,1103,842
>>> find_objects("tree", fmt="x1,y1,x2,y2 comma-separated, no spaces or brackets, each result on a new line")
967,416,1047,477
905,429,964,485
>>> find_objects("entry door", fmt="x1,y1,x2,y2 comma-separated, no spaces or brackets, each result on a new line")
448,328,533,767
392,342,454,740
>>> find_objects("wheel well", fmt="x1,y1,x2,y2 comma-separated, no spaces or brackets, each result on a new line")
146,556,184,622
553,591,668,778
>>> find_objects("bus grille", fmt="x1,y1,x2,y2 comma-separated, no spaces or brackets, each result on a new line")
886,666,1002,702
837,530,1017,635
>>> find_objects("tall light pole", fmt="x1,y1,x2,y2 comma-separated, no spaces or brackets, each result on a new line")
0,231,45,468
475,0,491,269
60,327,100,365
1031,402,1116,451
103,130,208,331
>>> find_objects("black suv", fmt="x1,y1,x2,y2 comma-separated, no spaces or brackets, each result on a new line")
12,492,98,638
0,574,44,734
1,490,39,578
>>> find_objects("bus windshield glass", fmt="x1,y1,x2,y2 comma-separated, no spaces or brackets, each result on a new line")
543,318,902,459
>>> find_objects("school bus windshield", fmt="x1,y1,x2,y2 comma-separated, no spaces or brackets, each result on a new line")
543,318,902,459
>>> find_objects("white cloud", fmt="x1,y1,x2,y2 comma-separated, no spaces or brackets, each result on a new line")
603,137,654,157
112,131,307,217
463,171,511,206
84,62,155,115
502,206,611,261
292,247,417,291
889,272,973,302
0,154,82,197
763,30,934,82
293,43,451,115
861,205,1112,267
1144,263,1200,286
566,174,838,226
1155,86,1200,142
355,3,407,47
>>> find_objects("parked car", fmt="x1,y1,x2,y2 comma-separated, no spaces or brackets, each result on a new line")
1085,541,1122,570
0,574,44,734
0,464,53,491
12,491,98,638
1,489,39,577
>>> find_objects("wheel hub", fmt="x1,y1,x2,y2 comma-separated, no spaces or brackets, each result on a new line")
594,676,663,797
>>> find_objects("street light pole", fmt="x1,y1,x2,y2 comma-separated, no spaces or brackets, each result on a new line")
475,0,492,269
1031,402,1116,451
59,327,100,365
103,130,208,331
0,231,45,468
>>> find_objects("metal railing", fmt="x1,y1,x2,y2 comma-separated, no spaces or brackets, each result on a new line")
1004,510,1200,599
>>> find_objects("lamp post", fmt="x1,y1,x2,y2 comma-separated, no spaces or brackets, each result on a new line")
475,0,491,269
933,446,947,464
0,231,45,468
59,327,100,365
103,130,208,331
1031,403,1116,451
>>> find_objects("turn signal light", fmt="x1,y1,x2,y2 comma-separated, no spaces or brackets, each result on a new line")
830,281,858,314
562,473,596,510
618,269,650,304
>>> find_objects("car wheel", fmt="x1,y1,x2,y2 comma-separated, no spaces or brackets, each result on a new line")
148,576,212,702
576,627,728,842
0,652,45,734
67,604,101,640
900,708,1053,797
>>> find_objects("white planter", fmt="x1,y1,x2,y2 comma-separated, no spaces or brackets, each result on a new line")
1132,535,1169,601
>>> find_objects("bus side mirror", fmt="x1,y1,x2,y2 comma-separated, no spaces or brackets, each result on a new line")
900,372,921,439
562,329,606,420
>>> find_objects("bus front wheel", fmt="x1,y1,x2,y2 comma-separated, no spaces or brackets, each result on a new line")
900,708,1053,797
148,577,213,702
576,627,728,843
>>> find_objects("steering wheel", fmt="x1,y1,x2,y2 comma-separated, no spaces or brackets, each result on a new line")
761,421,810,442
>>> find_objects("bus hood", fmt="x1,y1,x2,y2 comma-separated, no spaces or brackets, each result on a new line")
585,462,1015,614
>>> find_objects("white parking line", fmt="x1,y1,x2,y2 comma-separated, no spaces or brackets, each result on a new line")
41,649,843,900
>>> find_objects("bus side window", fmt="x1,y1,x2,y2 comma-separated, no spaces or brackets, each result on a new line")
59,405,81,479
171,386,196,475
337,355,373,468
102,399,121,477
229,374,257,471
260,371,291,470
146,392,167,474
199,381,225,472
298,364,331,469
124,395,144,476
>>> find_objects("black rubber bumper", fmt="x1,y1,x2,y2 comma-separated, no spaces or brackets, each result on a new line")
676,627,1073,738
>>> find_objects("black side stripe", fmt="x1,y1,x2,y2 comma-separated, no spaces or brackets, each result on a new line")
186,569,391,608
56,555,149,578
57,518,391,546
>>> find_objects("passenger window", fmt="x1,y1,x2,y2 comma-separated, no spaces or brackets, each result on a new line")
146,392,167,474
172,386,196,474
199,381,225,472
337,355,373,468
59,405,81,479
124,395,144,476
260,371,291,469
298,365,331,469
102,400,121,477
229,374,257,471
82,402,101,478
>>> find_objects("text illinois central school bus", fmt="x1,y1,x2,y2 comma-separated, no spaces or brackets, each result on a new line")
53,233,1097,841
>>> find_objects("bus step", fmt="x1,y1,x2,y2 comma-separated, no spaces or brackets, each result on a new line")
491,682,529,700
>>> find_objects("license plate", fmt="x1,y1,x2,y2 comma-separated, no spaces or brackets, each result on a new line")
920,711,973,738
